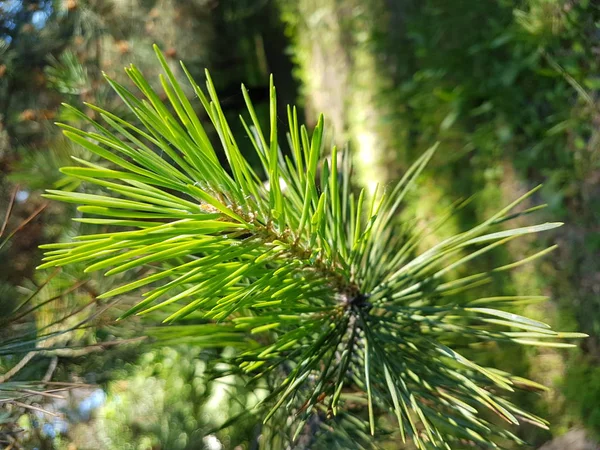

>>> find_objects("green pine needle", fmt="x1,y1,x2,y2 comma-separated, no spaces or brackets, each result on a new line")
40,45,586,448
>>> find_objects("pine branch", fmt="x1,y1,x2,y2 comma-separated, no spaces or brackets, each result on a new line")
37,46,587,448
0,351,36,383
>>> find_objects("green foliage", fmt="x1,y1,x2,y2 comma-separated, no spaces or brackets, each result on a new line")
564,357,600,438
393,0,600,203
46,51,90,96
91,347,257,450
0,199,74,445
278,3,600,441
38,46,586,448
0,188,144,448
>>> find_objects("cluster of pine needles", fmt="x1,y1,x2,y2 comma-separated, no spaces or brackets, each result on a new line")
37,46,585,448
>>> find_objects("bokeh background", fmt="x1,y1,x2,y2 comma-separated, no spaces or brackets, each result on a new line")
0,0,599,449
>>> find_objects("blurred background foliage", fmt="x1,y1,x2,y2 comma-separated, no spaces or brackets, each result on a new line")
0,0,598,448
